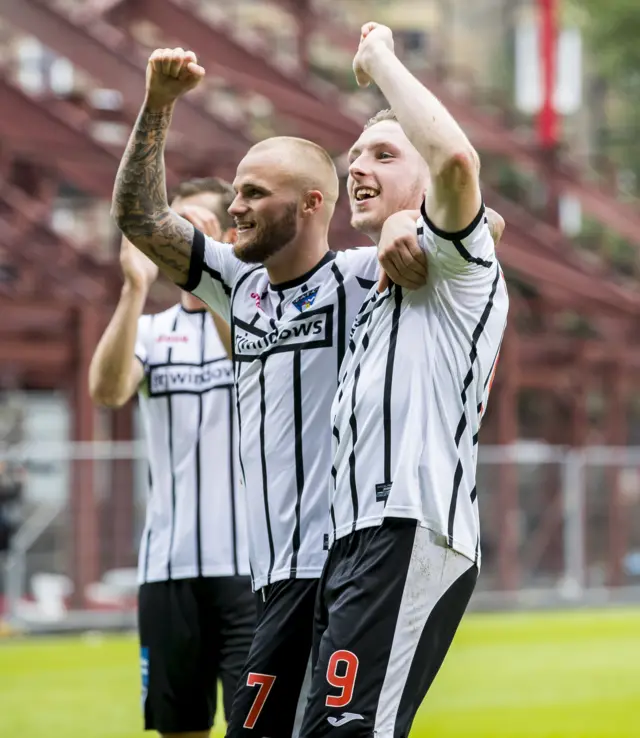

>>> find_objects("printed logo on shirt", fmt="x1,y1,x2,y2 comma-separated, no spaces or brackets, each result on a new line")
375,482,392,503
234,305,333,361
148,360,233,395
292,287,319,313
156,333,190,344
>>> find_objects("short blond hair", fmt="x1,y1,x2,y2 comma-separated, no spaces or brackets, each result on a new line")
249,136,339,206
364,108,398,130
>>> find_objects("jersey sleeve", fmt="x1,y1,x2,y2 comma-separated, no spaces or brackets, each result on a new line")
418,201,495,278
134,314,153,369
181,228,245,322
335,246,379,284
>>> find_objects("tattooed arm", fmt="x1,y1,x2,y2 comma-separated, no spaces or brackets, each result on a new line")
111,47,205,285
112,104,193,284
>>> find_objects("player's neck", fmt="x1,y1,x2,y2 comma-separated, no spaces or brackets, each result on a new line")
264,235,330,287
180,292,207,312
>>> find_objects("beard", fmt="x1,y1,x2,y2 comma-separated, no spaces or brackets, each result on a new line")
233,203,298,264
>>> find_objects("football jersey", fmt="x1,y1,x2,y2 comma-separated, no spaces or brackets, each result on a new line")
135,303,249,584
183,230,378,590
330,204,509,565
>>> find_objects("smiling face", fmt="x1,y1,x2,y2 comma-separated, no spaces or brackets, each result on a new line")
348,120,429,242
228,138,338,266
229,149,301,265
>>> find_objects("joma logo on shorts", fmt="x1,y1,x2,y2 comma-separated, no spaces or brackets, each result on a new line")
234,306,333,361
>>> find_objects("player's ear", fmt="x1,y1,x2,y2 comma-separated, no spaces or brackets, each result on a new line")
301,190,324,217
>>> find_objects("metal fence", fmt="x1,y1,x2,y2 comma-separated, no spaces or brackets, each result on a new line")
1,441,640,632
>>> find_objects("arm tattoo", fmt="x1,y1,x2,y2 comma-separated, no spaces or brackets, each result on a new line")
112,105,193,285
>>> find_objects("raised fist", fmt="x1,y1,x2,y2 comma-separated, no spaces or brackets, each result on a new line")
145,47,205,109
353,22,395,88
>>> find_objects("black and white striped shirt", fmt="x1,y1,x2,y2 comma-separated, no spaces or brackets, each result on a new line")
135,304,249,584
184,231,378,590
330,204,509,565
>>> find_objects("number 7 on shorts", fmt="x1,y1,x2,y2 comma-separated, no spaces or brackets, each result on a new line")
243,673,276,729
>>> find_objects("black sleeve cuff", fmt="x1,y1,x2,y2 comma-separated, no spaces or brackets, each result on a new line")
180,227,205,292
420,200,486,241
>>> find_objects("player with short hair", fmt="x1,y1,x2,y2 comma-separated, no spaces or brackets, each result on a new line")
90,178,255,738
297,24,509,738
110,47,429,738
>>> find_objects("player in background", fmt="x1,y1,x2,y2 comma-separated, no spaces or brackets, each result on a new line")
90,179,255,738
109,47,430,738
298,23,509,738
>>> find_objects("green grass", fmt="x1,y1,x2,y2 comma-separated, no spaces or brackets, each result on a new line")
0,608,638,737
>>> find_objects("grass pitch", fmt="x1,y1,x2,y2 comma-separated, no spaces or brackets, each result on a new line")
0,608,638,738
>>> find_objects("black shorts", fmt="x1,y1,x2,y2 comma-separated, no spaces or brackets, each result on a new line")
225,578,318,738
299,520,478,738
138,576,256,733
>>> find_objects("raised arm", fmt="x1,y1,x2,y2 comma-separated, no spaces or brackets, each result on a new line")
353,23,480,233
89,239,158,408
111,48,205,285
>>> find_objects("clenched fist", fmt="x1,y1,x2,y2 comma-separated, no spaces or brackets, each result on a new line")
145,47,205,109
353,22,395,88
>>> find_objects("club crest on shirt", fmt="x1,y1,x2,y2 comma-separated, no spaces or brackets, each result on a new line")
293,287,319,313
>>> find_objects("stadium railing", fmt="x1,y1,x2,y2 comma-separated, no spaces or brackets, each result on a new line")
0,441,639,633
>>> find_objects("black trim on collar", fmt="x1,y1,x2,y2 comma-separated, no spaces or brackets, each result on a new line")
179,305,207,314
268,251,336,291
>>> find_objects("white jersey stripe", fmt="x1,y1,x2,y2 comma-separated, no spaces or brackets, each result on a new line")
347,363,362,532
329,262,348,378
289,350,305,576
165,309,180,579
194,311,205,576
230,265,261,517
382,287,403,488
226,384,239,574
447,264,503,546
257,360,276,583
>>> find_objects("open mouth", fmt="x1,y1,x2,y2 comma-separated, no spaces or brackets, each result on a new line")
236,222,256,233
353,186,380,203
